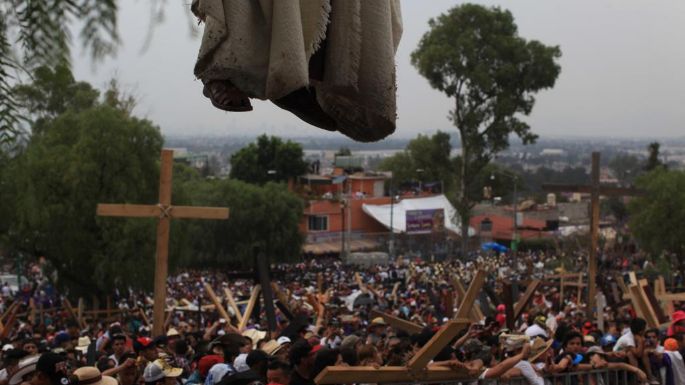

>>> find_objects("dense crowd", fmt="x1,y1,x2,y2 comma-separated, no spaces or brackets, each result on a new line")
0,252,683,385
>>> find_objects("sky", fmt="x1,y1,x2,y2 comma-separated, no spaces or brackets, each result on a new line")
71,0,685,140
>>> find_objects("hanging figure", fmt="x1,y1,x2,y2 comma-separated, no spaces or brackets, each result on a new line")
191,0,403,142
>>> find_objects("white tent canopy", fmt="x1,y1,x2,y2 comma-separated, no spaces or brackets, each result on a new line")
362,194,475,236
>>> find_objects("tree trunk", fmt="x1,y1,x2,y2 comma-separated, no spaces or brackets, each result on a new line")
459,136,470,259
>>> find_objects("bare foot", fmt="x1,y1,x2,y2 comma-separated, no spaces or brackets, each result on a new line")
202,80,253,112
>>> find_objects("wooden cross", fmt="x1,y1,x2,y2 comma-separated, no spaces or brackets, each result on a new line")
543,152,642,318
97,149,229,337
315,270,486,384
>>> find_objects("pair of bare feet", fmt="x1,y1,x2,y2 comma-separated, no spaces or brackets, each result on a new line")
202,80,252,112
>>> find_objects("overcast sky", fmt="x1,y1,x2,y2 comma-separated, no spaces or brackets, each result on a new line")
71,0,685,140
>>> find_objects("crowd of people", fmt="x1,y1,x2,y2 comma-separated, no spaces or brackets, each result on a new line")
0,252,683,385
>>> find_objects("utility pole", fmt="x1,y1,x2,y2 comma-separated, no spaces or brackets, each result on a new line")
389,180,395,258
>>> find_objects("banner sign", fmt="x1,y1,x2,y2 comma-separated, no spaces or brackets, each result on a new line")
406,209,445,234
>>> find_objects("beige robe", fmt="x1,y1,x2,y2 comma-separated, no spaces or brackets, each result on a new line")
193,0,403,142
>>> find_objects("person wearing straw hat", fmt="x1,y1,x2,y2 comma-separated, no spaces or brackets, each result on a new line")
499,335,546,385
143,359,183,385
9,355,39,385
72,366,118,385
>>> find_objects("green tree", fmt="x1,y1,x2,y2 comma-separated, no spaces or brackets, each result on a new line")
5,70,164,296
411,4,562,254
629,169,685,277
335,147,352,157
645,142,665,172
1,1,119,142
181,179,304,268
230,135,307,185
379,131,456,193
608,153,642,185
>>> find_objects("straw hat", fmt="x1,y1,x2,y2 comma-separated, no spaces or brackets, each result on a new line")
242,329,267,348
75,336,92,354
529,337,554,363
73,367,118,385
9,355,39,385
262,340,284,356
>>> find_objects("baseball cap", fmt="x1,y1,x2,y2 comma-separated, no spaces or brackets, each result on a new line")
133,337,156,353
599,334,617,347
276,336,291,345
198,355,224,378
36,353,70,385
143,359,183,383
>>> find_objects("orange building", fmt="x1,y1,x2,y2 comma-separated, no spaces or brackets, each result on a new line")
298,172,391,255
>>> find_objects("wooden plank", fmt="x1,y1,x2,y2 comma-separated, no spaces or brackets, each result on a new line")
452,277,484,322
224,288,244,325
513,280,541,321
658,293,685,302
629,285,658,329
407,271,485,370
153,149,173,338
203,283,232,323
64,299,86,330
96,203,159,218
139,308,150,327
455,270,487,319
77,298,84,325
369,310,423,334
406,319,471,371
643,285,669,324
315,366,473,385
270,283,292,313
171,206,229,219
502,281,515,330
239,285,261,331
628,272,638,286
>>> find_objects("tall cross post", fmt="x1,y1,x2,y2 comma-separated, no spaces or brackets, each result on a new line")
97,149,229,337
543,152,642,318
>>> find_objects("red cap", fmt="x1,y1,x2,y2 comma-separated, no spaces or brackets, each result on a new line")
584,321,592,328
198,355,224,378
310,344,323,355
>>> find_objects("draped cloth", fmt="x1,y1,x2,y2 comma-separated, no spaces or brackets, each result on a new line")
192,0,403,142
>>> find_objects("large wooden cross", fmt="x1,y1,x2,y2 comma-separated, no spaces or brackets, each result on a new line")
543,152,642,317
315,270,486,384
97,149,229,337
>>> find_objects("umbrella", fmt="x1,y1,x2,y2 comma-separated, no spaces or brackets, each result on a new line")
481,242,508,253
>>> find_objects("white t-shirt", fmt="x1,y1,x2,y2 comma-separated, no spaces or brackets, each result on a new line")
515,361,545,385
613,331,635,352
665,351,685,384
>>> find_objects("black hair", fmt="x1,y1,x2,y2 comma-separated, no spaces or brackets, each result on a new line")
339,347,358,366
630,318,647,335
310,348,339,380
562,331,583,348
288,340,312,366
111,334,127,343
246,349,269,368
174,340,189,355
267,360,291,374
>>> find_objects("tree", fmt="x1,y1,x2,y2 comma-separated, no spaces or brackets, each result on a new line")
180,179,304,268
629,169,685,277
379,131,456,194
4,68,164,296
411,4,562,255
608,153,642,185
335,147,352,157
1,1,119,142
645,142,665,172
230,135,308,185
